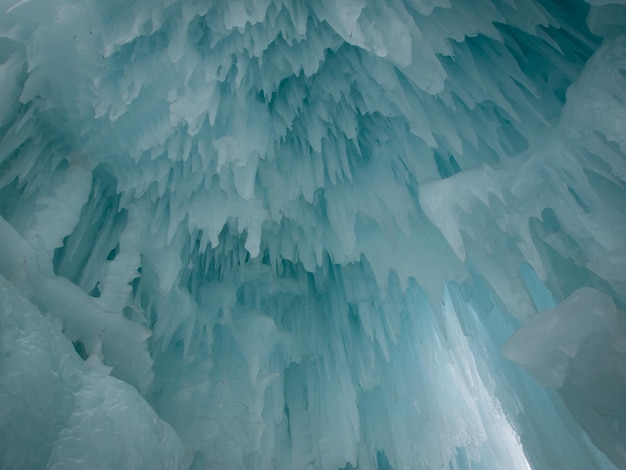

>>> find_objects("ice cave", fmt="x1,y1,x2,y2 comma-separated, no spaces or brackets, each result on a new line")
0,0,625,468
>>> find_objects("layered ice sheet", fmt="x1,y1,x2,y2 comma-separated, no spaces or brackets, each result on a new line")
0,0,625,469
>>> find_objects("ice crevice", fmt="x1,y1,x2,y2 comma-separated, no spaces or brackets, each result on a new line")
0,0,625,469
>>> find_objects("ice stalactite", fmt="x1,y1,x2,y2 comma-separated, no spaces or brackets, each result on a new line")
0,0,625,469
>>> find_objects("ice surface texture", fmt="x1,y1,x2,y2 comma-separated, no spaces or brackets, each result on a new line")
0,0,625,469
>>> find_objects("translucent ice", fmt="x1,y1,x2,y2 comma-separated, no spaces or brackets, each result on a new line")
0,0,625,469
504,288,626,468
0,274,184,469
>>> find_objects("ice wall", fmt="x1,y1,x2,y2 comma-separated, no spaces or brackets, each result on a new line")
0,0,625,468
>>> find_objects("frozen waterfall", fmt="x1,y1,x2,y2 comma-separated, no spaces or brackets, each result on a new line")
0,0,625,468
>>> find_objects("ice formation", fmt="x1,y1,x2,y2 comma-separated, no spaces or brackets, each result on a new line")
0,0,625,468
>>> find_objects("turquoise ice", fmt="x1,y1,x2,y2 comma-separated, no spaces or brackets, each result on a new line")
0,0,625,468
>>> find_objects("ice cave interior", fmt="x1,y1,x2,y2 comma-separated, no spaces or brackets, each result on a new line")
0,0,625,468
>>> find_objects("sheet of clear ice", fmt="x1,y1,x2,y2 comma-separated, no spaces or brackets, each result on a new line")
0,0,625,468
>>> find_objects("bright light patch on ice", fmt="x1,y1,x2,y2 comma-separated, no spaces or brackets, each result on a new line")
439,287,532,470
0,0,625,469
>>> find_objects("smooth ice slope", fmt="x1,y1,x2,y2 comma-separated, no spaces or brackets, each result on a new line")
0,0,625,469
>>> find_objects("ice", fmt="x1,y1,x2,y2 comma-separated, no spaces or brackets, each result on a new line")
1,0,626,469
0,274,184,469
504,288,626,468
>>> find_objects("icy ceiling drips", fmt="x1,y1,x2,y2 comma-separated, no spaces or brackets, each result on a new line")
0,0,625,469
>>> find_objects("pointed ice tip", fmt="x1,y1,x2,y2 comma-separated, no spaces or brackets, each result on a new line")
245,231,261,259
247,244,261,259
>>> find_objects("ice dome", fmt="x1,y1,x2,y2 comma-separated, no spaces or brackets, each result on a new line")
0,0,625,468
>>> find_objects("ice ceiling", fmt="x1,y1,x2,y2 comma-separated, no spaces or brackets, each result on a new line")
0,0,625,468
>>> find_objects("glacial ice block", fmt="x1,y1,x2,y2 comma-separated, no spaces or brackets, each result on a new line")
503,288,626,468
